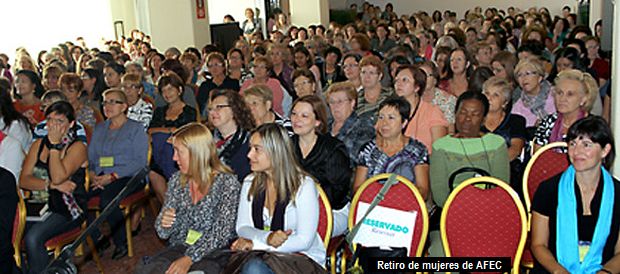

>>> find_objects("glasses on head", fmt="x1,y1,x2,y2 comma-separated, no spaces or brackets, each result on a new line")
207,104,231,112
516,70,538,78
102,99,125,105
207,63,224,68
294,80,312,89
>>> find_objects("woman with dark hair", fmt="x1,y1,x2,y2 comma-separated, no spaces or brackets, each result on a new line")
349,33,371,56
292,68,317,98
394,65,448,153
197,52,239,116
156,59,198,109
0,80,31,151
230,123,326,273
290,95,351,212
551,17,570,45
439,47,474,97
208,89,255,183
430,91,509,207
433,46,453,80
20,101,88,273
491,51,518,90
354,96,430,198
322,46,345,89
89,89,148,260
228,48,252,86
468,66,494,93
418,61,456,133
342,53,362,89
103,62,125,89
148,72,198,203
80,68,107,109
292,46,322,94
13,70,46,126
60,72,101,130
531,116,620,274
240,56,292,116
146,53,164,85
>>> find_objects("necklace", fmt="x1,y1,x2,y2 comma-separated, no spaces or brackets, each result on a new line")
457,136,493,172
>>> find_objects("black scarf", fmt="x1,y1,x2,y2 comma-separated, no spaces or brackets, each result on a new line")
251,188,289,231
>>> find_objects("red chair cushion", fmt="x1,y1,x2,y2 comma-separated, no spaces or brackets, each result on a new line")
352,182,423,256
317,195,328,243
527,149,568,202
444,185,523,265
87,189,147,210
45,227,81,247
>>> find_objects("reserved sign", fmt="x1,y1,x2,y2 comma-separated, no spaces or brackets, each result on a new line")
353,202,417,254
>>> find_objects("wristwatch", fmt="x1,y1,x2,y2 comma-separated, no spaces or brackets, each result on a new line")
47,142,64,150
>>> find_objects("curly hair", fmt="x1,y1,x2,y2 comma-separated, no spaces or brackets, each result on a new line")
209,89,255,131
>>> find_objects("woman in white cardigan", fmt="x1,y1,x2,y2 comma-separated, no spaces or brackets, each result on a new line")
231,123,326,273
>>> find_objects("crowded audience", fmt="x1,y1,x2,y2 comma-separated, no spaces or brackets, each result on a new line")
3,2,617,274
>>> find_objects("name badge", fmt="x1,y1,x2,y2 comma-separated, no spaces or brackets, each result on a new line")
99,156,114,167
578,241,591,262
185,229,203,245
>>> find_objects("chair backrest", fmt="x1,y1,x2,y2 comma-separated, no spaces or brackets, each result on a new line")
348,173,428,256
441,177,527,274
316,184,333,248
13,187,26,267
522,142,568,213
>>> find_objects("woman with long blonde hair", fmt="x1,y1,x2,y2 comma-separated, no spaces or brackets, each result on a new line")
136,122,240,274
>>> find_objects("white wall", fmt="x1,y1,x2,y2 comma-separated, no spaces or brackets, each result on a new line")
207,0,256,25
147,0,195,51
290,0,330,27
1,0,114,62
331,0,575,18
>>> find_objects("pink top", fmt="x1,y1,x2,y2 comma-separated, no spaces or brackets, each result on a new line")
511,95,556,128
240,78,285,115
404,100,448,153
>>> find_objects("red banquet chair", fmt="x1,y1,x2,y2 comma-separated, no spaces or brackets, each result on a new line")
316,184,333,249
441,176,527,274
521,142,568,268
345,173,429,272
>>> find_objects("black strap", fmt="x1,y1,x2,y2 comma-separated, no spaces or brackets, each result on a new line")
403,97,422,130
251,188,289,231
448,167,491,192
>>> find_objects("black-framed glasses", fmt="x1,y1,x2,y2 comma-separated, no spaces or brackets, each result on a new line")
102,99,125,105
207,104,231,112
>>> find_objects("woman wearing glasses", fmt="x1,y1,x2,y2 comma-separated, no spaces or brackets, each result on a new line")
208,89,255,183
240,56,292,116
59,72,102,130
197,52,240,117
88,89,148,260
511,57,556,131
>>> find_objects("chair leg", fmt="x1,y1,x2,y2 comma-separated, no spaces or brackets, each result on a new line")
125,208,134,257
86,235,104,274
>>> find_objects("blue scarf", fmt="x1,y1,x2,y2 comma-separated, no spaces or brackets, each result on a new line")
556,165,614,273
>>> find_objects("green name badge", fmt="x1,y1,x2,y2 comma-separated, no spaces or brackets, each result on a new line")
185,229,203,245
99,156,114,168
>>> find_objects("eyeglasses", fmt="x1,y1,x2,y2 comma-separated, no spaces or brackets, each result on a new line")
342,64,359,69
516,70,538,78
102,99,125,105
207,104,231,112
327,98,351,106
294,80,312,89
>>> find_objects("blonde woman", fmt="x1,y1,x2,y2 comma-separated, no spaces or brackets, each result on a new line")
230,123,326,273
135,123,240,274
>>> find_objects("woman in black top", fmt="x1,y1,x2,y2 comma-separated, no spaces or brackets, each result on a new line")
531,116,620,274
197,52,239,117
290,95,351,210
148,72,197,203
19,102,87,273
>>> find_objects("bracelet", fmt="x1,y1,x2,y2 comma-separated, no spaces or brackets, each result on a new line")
600,269,613,274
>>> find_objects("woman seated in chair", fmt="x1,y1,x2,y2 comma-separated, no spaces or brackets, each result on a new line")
208,89,255,183
243,84,294,135
19,101,88,274
354,96,430,200
531,116,620,274
148,72,197,203
533,69,599,153
88,89,148,260
230,123,326,273
135,123,240,274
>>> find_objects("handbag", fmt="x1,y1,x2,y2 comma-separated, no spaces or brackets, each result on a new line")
345,174,405,274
